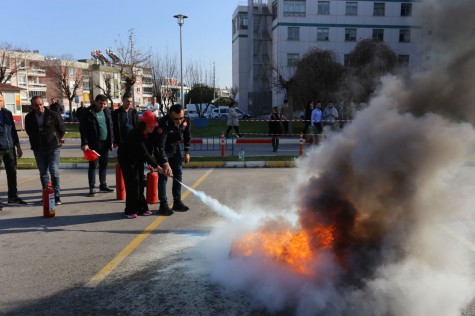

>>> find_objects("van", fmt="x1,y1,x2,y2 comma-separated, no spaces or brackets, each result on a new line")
212,106,250,119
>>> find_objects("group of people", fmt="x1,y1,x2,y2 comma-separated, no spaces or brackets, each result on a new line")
0,91,191,218
302,100,340,145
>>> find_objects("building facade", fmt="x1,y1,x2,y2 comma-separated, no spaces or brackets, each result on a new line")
233,0,424,114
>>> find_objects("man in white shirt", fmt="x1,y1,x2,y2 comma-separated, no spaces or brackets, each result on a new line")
311,102,322,145
147,97,160,117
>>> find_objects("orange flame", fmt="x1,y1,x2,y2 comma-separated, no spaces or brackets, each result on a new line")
231,224,335,276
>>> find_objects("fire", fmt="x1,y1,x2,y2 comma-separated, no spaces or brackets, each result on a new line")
231,224,335,276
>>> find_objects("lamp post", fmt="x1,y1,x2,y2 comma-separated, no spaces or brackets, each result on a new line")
173,14,188,107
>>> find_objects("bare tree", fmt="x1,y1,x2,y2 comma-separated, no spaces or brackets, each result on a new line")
94,73,115,108
0,42,25,84
150,49,178,113
115,29,150,96
44,55,84,114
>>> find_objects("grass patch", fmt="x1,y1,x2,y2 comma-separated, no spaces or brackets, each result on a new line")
64,120,306,139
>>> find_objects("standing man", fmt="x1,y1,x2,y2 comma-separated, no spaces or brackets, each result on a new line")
112,93,138,151
147,96,160,117
322,101,339,131
76,101,86,121
25,96,65,205
311,101,323,145
0,91,27,210
49,97,63,114
79,94,115,197
153,103,191,215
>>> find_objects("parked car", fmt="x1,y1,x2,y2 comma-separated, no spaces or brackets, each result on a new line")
212,106,250,120
61,110,70,121
185,109,199,119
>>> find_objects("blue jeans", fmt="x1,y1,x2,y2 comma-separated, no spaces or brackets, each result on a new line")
158,151,183,205
33,148,61,196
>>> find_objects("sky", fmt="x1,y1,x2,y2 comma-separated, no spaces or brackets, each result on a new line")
1,0,244,88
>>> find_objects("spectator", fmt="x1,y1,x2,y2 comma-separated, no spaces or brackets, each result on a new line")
152,103,191,215
118,110,163,219
147,96,161,117
225,101,243,138
76,101,86,121
112,93,138,151
302,100,314,139
0,91,26,209
49,97,64,114
79,94,115,197
311,102,323,145
268,106,284,152
25,96,65,205
322,101,339,131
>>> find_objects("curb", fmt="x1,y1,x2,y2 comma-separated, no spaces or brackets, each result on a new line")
17,160,296,170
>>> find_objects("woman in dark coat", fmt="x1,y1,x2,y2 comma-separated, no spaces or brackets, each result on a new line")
268,106,284,152
302,100,314,139
118,111,163,219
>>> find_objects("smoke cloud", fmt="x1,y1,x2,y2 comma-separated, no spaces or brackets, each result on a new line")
194,0,475,315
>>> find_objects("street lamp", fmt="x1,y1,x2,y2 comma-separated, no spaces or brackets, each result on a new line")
173,14,188,107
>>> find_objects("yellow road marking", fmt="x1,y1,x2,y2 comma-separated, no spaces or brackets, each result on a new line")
439,223,475,253
84,168,214,288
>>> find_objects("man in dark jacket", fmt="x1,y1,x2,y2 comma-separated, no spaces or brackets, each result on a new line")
152,103,191,215
0,91,27,210
112,93,138,151
49,97,63,114
79,94,114,197
25,96,65,205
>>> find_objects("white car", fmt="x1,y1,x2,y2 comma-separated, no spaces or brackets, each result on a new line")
212,106,250,119
185,109,199,119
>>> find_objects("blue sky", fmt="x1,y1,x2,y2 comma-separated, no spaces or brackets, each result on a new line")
1,0,242,88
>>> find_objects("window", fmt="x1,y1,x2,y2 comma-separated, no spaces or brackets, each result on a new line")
398,55,410,66
399,29,411,42
239,14,248,30
401,3,412,16
283,0,306,17
373,3,385,16
69,68,75,76
288,27,300,41
317,28,329,41
287,53,299,67
318,1,330,15
273,2,278,20
345,28,357,41
372,29,384,41
346,2,357,16
69,80,76,89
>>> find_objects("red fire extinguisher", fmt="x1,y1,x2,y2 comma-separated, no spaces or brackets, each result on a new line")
116,164,125,200
43,182,55,218
146,167,158,204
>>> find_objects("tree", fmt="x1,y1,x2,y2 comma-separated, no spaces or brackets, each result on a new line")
150,50,178,111
185,84,215,117
115,29,150,96
44,55,84,114
340,39,397,105
94,72,116,109
0,42,25,84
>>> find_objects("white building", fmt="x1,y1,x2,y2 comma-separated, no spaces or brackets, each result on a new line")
233,0,424,115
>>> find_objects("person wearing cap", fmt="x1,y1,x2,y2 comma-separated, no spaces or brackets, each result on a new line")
118,110,163,219
25,96,65,205
152,103,191,215
79,94,115,197
112,93,138,152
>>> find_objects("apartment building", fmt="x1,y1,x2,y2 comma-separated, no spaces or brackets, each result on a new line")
233,0,424,115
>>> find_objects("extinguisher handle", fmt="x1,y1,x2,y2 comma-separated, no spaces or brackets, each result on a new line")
148,165,154,172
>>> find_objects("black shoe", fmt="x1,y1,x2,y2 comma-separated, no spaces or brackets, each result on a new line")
158,204,173,216
172,200,190,212
8,197,27,205
88,189,98,197
55,197,62,205
99,185,115,193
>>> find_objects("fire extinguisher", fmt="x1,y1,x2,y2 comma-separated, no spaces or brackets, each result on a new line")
116,164,125,200
146,166,158,204
43,182,55,218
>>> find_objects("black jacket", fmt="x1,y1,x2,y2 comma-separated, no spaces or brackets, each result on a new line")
152,115,191,165
25,108,65,151
112,107,138,147
118,128,158,169
49,102,63,114
79,105,114,150
0,108,19,150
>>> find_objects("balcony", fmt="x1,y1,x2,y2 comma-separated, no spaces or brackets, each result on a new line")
28,83,47,91
28,68,46,76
